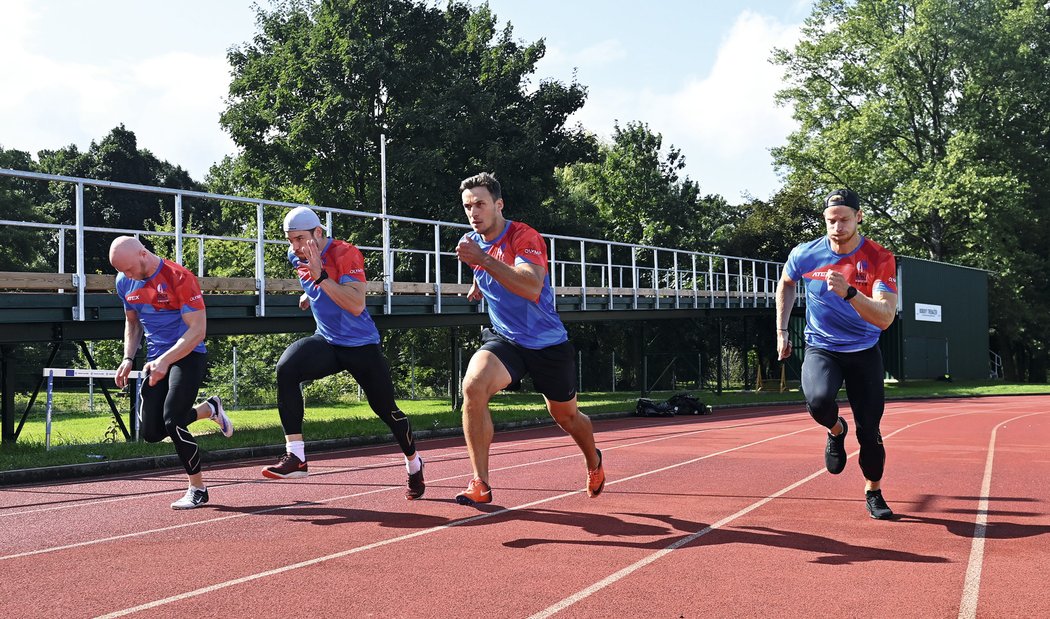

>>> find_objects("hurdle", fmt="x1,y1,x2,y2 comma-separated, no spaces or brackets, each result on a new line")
41,368,144,450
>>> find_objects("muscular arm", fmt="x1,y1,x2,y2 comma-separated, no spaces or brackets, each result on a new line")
456,237,544,301
848,289,897,330
155,309,207,367
826,271,897,330
476,254,545,301
775,272,797,360
145,309,207,386
317,278,367,316
115,310,144,388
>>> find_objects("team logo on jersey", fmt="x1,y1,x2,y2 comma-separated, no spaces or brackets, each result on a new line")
854,260,869,284
155,282,170,304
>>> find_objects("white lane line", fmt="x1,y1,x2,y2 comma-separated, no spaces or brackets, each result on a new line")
93,417,826,619
0,426,599,519
2,411,813,560
957,412,1046,619
528,411,974,618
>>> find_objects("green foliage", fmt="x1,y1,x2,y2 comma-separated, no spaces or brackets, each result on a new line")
28,125,206,275
219,0,595,259
0,147,51,272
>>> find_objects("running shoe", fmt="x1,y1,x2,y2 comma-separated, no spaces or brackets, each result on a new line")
587,448,606,498
405,457,425,500
455,477,493,505
865,489,894,520
262,452,309,479
208,396,233,438
171,487,209,510
825,416,848,474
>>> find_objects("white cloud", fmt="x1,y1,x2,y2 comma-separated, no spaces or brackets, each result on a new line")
0,1,236,179
557,11,803,201
644,12,802,198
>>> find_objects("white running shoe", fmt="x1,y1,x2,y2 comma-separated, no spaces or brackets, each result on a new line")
208,396,233,438
171,487,209,510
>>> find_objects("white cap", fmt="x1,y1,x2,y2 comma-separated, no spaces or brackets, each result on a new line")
283,207,324,232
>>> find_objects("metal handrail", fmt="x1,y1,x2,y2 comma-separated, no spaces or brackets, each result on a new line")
0,167,795,321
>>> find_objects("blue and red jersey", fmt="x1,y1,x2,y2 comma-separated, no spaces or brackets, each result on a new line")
290,238,380,347
116,259,207,360
784,236,898,352
468,220,568,349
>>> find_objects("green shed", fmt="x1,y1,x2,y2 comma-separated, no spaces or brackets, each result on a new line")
880,256,990,380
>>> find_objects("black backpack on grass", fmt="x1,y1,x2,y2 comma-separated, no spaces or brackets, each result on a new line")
666,392,710,415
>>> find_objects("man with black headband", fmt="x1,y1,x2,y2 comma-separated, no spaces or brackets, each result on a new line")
775,189,899,520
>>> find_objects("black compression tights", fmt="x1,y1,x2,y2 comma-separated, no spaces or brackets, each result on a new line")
801,345,887,482
138,352,207,476
276,335,416,457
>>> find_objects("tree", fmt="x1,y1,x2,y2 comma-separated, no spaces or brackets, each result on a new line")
33,125,205,274
0,147,52,272
219,0,594,264
772,0,1050,381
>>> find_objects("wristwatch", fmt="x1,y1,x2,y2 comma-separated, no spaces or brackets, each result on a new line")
314,269,329,286
844,285,858,301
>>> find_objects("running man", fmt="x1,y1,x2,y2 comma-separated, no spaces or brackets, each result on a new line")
775,189,898,520
453,172,605,505
110,236,232,510
262,207,425,500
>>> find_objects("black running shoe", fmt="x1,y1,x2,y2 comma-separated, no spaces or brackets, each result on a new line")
825,416,848,474
406,457,425,500
262,452,309,479
866,489,893,520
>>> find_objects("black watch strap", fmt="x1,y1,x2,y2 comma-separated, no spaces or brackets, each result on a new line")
314,269,329,286
844,285,858,301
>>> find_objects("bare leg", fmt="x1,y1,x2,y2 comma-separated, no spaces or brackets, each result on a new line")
545,396,599,469
461,351,512,484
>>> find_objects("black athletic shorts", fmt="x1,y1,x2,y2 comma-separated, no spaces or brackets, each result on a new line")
479,327,577,402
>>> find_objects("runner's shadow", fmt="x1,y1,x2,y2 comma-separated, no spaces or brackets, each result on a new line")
469,508,671,537
504,513,949,565
210,502,451,528
895,514,1050,540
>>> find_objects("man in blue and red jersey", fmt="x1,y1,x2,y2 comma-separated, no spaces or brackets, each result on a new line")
260,207,425,500
453,172,605,506
775,189,899,520
110,236,232,510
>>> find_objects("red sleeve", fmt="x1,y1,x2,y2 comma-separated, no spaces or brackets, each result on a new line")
873,248,897,294
175,268,205,311
331,242,367,283
510,223,549,272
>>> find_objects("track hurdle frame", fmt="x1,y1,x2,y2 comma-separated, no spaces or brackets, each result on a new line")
41,368,143,450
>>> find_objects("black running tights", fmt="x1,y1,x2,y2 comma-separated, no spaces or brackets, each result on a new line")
801,345,886,482
139,352,207,476
276,335,415,457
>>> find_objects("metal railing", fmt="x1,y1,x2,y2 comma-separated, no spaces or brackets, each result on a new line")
0,167,802,321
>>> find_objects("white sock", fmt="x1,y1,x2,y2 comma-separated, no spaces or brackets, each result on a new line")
287,440,306,462
406,454,422,474
206,401,216,417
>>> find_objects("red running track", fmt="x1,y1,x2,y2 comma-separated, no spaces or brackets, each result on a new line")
1,396,1047,618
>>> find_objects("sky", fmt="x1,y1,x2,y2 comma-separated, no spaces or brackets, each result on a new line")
0,0,811,202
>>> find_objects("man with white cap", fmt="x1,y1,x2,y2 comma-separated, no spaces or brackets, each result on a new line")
262,206,425,499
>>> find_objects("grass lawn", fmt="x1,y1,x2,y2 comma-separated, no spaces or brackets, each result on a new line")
2,380,1047,472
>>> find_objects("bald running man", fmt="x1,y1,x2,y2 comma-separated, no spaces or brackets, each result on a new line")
110,236,233,510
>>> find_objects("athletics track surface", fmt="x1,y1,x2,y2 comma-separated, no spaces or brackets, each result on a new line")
1,395,1047,618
